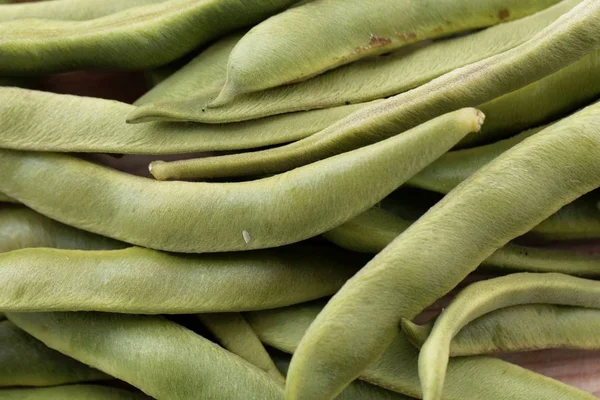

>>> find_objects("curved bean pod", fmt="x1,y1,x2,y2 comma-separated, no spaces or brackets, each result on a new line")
0,87,364,153
419,273,600,400
151,2,600,180
0,245,361,313
0,320,109,387
7,312,284,400
211,0,561,104
196,313,284,382
0,0,166,22
129,0,579,124
0,385,150,400
0,207,125,253
286,87,600,399
0,108,481,252
0,0,297,74
245,302,594,400
402,304,600,356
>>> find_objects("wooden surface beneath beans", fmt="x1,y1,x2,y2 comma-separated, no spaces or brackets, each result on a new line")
21,52,600,397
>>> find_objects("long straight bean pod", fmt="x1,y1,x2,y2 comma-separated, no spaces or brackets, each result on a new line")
0,0,298,74
419,273,600,400
286,85,600,400
0,385,151,400
0,108,481,252
0,320,110,387
0,87,365,153
7,312,284,400
130,0,580,124
0,207,125,253
245,302,595,400
0,245,362,313
196,313,284,381
212,0,561,104
0,0,166,22
402,304,600,356
150,2,600,180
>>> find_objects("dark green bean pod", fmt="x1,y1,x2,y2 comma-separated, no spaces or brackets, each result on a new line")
0,108,481,252
0,0,297,74
0,207,125,253
0,87,364,153
0,385,151,400
245,302,595,400
7,312,284,400
0,320,110,387
149,3,600,180
129,0,579,124
402,304,600,356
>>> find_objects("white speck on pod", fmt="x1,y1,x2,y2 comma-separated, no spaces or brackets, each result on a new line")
242,230,250,244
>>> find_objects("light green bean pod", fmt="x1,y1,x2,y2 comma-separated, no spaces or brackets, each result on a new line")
0,108,481,253
272,353,413,400
0,320,109,387
0,207,125,253
402,304,600,356
286,81,600,400
0,87,365,153
211,0,561,104
129,0,580,124
7,312,284,400
0,385,150,400
135,32,243,106
0,0,297,74
245,302,595,400
0,245,362,313
0,0,166,21
419,273,600,400
196,313,285,382
150,3,600,180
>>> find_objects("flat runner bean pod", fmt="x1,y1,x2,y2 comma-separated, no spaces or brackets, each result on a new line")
211,0,561,105
286,83,600,400
0,207,125,253
7,312,284,400
245,302,594,400
0,0,298,74
0,0,166,22
419,273,600,400
129,0,580,124
0,87,365,153
0,245,362,313
0,385,150,400
196,313,284,381
0,108,482,252
151,2,600,180
402,304,600,356
0,320,109,387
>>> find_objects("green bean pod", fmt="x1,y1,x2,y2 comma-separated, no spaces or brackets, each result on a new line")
402,304,600,356
286,87,600,400
0,87,364,153
0,108,481,252
7,312,284,400
245,302,595,400
0,192,18,203
129,0,579,124
0,0,297,74
419,273,600,400
150,3,600,180
0,385,151,400
0,0,166,22
0,245,362,313
0,207,125,253
0,320,109,387
196,313,284,382
211,0,561,104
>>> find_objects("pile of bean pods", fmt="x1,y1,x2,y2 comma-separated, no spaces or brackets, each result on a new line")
2,0,600,399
